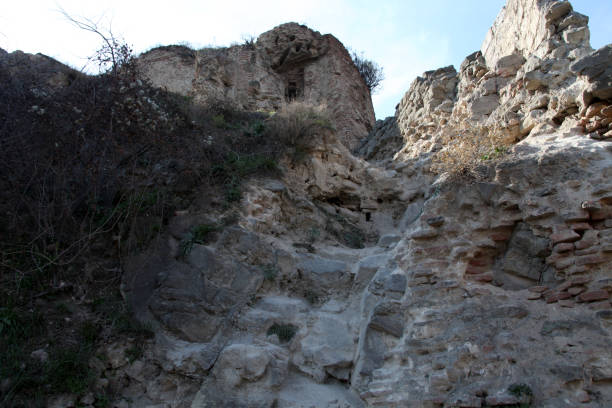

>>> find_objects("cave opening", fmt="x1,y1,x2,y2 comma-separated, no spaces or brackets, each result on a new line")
284,68,304,101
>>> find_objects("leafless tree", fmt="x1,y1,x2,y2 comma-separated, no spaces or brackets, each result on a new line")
58,7,134,75
351,51,384,93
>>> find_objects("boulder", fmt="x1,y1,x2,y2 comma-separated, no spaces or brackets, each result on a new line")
296,254,351,289
293,314,355,381
571,44,612,100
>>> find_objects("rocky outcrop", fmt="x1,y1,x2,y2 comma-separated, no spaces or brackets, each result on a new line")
571,44,612,101
137,23,375,149
386,0,611,166
355,117,403,161
0,47,80,89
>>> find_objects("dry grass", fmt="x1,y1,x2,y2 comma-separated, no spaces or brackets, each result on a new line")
264,101,334,160
430,119,514,177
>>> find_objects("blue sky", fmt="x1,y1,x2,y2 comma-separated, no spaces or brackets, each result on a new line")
1,0,610,119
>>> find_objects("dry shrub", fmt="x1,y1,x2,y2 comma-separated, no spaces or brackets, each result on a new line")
430,119,513,177
264,101,334,159
0,74,333,288
0,65,186,277
351,51,384,93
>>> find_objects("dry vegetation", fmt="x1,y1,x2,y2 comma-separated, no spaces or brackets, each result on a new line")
430,118,514,177
351,51,384,93
265,101,334,159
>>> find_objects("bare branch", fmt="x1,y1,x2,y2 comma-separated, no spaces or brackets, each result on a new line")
351,50,384,93
57,6,127,74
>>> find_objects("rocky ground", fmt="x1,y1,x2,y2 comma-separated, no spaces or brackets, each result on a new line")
109,121,612,408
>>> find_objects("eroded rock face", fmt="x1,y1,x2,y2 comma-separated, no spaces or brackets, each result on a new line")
352,134,612,406
355,117,403,162
111,1,612,407
137,23,375,149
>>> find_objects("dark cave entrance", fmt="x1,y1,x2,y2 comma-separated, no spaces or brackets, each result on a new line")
284,68,304,101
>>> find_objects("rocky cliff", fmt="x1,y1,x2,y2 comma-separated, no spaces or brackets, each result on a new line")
5,1,612,407
109,1,612,406
138,23,376,149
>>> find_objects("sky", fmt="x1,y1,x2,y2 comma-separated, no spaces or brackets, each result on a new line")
1,0,610,119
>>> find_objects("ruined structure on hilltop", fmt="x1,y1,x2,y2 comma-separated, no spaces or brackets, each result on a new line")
138,23,376,149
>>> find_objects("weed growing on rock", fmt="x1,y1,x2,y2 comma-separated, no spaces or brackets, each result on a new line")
260,264,279,281
304,289,320,305
481,145,508,161
508,383,533,398
308,227,321,244
79,321,100,346
180,223,219,255
263,102,334,162
507,383,533,408
192,224,220,243
267,323,297,343
431,119,513,178
125,342,146,363
242,35,257,50
325,212,366,249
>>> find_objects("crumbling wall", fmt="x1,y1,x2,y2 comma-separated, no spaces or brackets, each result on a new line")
138,23,375,149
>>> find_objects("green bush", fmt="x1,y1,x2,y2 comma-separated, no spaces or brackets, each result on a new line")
213,151,278,203
44,347,93,394
180,223,220,255
267,323,297,343
507,383,533,408
0,307,97,405
212,114,227,128
260,264,279,281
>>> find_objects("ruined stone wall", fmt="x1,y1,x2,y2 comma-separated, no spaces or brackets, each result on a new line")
137,23,375,149
481,0,590,68
352,136,612,406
